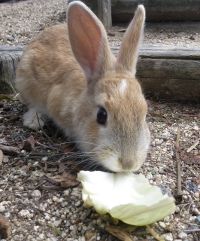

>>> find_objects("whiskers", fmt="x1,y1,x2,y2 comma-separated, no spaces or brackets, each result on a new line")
58,149,103,172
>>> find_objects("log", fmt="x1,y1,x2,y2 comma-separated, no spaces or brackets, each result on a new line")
0,45,200,101
97,0,112,29
138,46,200,101
82,0,200,22
0,46,22,93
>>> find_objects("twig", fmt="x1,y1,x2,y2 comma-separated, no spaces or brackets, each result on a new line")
146,225,165,241
36,141,58,151
187,138,199,153
36,113,54,145
0,144,19,156
184,228,200,233
118,28,126,32
175,128,182,197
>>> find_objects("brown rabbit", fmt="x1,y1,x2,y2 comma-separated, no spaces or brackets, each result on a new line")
16,1,150,172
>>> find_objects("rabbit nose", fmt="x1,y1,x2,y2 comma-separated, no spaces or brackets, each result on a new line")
121,159,134,170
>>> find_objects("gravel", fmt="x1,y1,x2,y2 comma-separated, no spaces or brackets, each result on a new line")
0,0,200,48
0,1,200,241
0,99,199,241
0,0,67,46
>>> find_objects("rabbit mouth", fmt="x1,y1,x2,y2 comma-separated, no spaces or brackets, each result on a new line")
94,151,136,173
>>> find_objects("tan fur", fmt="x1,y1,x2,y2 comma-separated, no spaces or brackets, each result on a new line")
116,5,145,75
16,2,150,172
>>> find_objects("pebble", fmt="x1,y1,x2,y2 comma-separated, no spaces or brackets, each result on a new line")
159,221,166,229
63,190,70,196
0,204,5,213
178,232,187,239
42,156,48,161
19,209,33,218
53,220,62,227
31,190,42,199
39,234,45,239
195,215,200,224
162,233,173,241
194,192,199,198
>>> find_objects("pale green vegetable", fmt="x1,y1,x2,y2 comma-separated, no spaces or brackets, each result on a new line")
77,171,176,226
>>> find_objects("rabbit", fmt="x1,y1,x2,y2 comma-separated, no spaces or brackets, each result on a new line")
16,1,150,173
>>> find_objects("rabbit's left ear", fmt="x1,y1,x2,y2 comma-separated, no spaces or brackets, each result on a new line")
116,5,145,76
67,1,114,82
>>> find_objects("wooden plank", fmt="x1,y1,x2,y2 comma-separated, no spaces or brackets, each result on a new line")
0,46,22,93
113,46,200,60
0,45,200,101
97,0,112,29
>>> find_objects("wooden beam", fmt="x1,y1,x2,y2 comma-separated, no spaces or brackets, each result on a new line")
0,46,22,93
1,45,200,101
97,0,112,29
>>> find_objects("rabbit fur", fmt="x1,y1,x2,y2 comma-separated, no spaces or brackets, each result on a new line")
16,1,150,172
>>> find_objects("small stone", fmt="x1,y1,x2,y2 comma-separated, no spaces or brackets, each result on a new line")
52,196,59,202
69,225,74,231
194,192,199,198
175,206,180,213
42,156,48,161
195,215,200,224
178,232,187,239
193,124,199,130
147,172,153,180
182,195,188,200
39,233,45,239
31,190,42,199
192,208,200,215
162,233,173,241
78,237,85,241
53,220,62,227
45,213,50,220
34,225,39,231
63,190,70,196
0,204,5,213
189,35,195,40
19,209,32,218
50,237,58,241
159,221,166,229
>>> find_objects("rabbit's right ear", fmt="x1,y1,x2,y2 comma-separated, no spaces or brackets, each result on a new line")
116,5,145,76
67,1,114,82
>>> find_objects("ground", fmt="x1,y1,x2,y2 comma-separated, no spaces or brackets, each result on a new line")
0,1,200,241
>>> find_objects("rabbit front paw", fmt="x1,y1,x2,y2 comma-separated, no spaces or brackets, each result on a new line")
23,108,44,130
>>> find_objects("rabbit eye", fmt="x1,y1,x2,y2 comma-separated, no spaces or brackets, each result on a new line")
97,107,107,125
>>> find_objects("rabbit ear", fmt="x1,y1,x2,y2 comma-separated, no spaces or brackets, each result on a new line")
116,5,145,76
67,1,114,82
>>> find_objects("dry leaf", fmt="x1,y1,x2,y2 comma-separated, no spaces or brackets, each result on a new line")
46,172,79,189
106,225,133,241
0,215,11,239
146,225,165,241
0,144,19,156
84,230,97,241
23,135,36,152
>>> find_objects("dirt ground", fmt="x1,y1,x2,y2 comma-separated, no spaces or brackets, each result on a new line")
0,1,200,241
0,97,199,241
